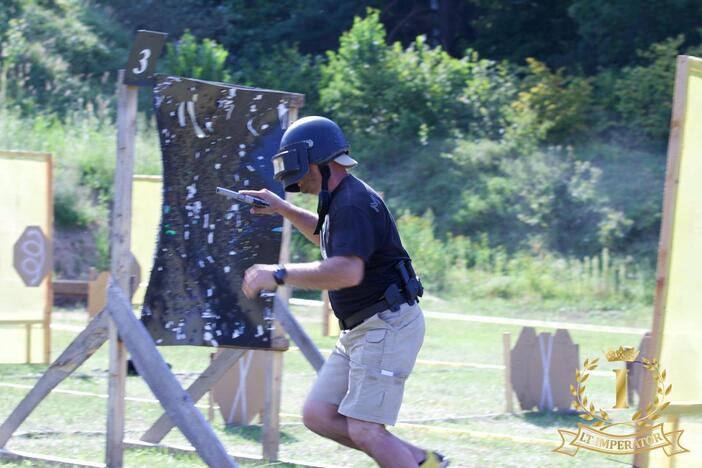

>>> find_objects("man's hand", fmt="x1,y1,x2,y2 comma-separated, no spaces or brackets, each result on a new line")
242,264,278,298
239,189,287,216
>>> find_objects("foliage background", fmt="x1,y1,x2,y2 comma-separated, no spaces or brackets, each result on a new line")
2,0,700,308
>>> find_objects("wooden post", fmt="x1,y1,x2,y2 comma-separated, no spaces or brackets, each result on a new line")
634,56,691,468
503,332,514,413
106,69,138,467
262,347,283,461
140,348,245,443
208,353,215,423
25,324,31,364
44,153,53,364
106,281,236,467
321,291,338,337
261,103,300,460
322,291,330,337
275,297,324,372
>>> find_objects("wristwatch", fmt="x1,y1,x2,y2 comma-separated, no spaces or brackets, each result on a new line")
273,265,287,285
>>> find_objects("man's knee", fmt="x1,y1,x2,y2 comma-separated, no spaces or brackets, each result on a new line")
302,399,338,435
347,418,386,452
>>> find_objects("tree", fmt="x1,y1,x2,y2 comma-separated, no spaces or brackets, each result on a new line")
468,0,579,68
569,0,702,69
0,0,128,114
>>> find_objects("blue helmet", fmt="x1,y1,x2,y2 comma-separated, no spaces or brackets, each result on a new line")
272,116,357,192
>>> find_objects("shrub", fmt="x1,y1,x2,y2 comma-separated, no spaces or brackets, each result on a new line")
397,211,450,292
510,58,593,143
320,8,517,172
163,31,231,82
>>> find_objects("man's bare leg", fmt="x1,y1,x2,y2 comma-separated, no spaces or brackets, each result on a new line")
303,400,426,464
346,416,417,467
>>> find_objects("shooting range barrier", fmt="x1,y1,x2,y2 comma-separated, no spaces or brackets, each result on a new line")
509,327,578,412
635,55,702,468
0,150,52,364
128,173,308,426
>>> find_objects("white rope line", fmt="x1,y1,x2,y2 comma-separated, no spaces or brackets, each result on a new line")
0,382,212,409
287,346,611,375
289,298,647,335
35,328,616,375
394,422,559,447
0,382,574,449
50,323,86,332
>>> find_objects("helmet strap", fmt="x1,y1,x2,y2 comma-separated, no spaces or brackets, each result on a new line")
313,164,331,235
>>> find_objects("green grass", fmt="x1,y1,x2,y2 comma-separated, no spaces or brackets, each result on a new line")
0,302,660,467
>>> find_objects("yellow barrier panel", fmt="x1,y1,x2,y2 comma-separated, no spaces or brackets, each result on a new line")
645,56,702,468
0,151,52,363
131,175,162,306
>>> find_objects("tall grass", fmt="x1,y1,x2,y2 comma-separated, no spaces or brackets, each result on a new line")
398,212,654,309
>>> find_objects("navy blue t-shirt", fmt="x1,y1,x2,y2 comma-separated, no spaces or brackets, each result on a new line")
320,175,410,319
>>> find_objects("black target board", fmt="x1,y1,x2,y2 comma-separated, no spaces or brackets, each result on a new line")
141,75,301,349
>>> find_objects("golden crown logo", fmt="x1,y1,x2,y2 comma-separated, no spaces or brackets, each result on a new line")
554,348,688,458
605,346,639,362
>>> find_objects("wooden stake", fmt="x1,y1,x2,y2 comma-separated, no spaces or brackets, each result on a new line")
322,291,330,337
106,69,138,467
503,333,514,413
208,353,215,423
140,348,245,443
321,291,338,337
25,323,31,364
274,297,324,372
106,281,236,467
262,349,283,461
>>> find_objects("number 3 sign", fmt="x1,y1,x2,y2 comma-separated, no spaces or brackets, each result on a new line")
124,30,168,86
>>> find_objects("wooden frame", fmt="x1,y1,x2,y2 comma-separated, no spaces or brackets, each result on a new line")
0,72,324,466
0,150,52,364
634,55,702,468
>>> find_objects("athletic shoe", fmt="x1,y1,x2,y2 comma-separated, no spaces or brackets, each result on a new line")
420,450,449,467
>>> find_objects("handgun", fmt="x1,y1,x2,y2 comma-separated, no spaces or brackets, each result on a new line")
216,187,270,208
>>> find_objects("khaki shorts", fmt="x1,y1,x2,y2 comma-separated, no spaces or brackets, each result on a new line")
306,301,425,425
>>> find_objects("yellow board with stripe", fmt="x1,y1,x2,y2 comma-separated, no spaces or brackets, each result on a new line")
648,56,702,468
131,175,163,306
0,151,51,363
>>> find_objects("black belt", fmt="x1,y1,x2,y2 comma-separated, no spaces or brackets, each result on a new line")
338,283,409,331
338,299,404,331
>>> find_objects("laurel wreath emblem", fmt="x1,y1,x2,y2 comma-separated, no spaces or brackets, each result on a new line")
570,356,672,429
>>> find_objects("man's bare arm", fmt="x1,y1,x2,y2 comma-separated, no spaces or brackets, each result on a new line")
285,256,363,290
242,256,364,298
239,189,320,245
278,201,319,245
